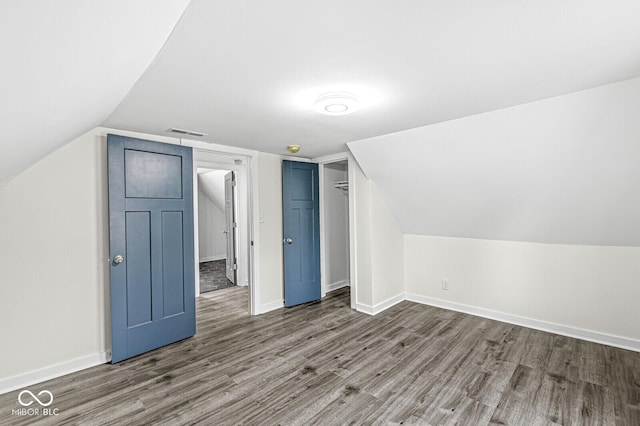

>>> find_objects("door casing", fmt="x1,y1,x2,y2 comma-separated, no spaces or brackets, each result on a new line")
188,141,259,314
313,152,357,310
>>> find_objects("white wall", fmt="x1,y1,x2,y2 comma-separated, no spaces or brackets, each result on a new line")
197,184,226,261
0,1,191,185
0,127,277,392
352,161,373,308
346,76,640,349
351,160,404,313
0,128,115,389
197,169,227,213
405,235,640,348
370,182,404,307
257,153,285,310
348,76,640,247
322,165,349,289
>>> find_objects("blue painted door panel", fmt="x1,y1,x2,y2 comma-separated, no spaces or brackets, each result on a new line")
282,160,321,307
108,134,195,363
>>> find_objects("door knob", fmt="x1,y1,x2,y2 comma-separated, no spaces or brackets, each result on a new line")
222,230,228,234
113,255,124,264
284,238,293,244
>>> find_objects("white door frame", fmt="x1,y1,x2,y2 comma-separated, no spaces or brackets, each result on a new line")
313,152,357,310
184,138,261,315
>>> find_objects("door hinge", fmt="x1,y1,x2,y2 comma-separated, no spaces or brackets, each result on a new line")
233,222,237,229
233,263,238,270
232,180,237,187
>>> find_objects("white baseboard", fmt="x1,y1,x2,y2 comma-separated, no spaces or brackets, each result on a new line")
326,280,350,293
199,255,225,262
260,299,284,314
0,351,111,395
356,292,405,316
405,293,640,353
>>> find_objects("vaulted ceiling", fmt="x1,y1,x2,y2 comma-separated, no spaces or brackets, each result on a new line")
0,0,191,184
349,77,640,246
3,1,640,246
104,0,640,158
5,0,640,180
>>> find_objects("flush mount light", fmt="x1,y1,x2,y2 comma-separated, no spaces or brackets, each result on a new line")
287,145,301,154
314,92,359,115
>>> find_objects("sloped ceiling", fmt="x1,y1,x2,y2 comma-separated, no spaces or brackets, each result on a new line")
197,169,228,211
0,0,191,185
105,0,640,158
4,1,640,248
349,77,640,246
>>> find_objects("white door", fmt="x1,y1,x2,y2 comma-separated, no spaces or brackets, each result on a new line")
224,171,236,284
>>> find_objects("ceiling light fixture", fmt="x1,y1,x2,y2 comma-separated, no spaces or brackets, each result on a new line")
287,145,301,154
314,92,359,116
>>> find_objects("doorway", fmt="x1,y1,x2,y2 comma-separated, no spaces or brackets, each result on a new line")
320,159,351,299
196,168,237,293
190,145,256,315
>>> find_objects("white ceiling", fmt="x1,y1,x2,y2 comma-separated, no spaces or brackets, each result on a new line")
0,0,190,185
197,169,229,210
349,77,640,246
105,0,640,158
3,1,640,246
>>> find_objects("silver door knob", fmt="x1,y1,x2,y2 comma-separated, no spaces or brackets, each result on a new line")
113,255,124,264
285,238,293,244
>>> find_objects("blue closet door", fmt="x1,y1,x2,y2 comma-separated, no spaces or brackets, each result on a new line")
282,160,321,307
108,134,195,363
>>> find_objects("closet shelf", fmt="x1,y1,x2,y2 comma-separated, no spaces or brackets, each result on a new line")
333,180,349,195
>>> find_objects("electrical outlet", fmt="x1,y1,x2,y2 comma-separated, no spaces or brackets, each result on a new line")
441,278,450,291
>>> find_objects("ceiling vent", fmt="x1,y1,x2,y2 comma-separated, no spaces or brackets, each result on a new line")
167,127,208,137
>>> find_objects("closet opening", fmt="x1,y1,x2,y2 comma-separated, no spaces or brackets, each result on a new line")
320,159,351,298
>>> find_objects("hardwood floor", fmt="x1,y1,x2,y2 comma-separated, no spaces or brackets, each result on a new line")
1,287,638,425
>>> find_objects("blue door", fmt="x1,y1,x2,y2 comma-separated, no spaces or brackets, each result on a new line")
282,160,321,307
108,134,195,363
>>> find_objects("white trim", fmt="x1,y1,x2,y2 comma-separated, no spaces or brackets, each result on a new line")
193,164,201,297
106,127,181,146
191,145,259,314
181,138,258,157
315,151,357,310
199,255,226,262
405,293,640,353
326,280,350,292
355,303,375,315
0,351,111,395
356,292,405,316
347,154,357,310
260,299,284,314
281,155,312,163
312,151,351,164
248,155,260,315
319,163,327,297
318,160,351,299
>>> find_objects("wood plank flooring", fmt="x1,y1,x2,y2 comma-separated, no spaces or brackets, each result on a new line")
1,287,638,425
